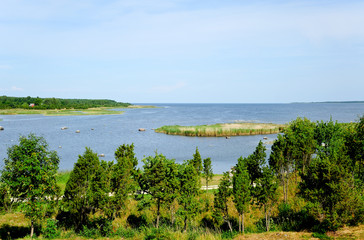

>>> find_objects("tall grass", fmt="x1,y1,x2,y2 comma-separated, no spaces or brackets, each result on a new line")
155,123,285,137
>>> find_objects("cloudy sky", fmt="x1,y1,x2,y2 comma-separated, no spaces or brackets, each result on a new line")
1,0,363,103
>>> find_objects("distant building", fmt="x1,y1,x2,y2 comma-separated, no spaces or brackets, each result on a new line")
29,103,35,107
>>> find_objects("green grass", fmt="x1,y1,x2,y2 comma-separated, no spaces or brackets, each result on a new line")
155,123,286,137
56,171,71,194
0,107,126,116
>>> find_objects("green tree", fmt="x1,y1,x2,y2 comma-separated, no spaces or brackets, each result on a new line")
299,137,364,231
254,166,278,232
214,171,233,232
89,160,113,219
178,160,201,232
1,134,60,237
285,117,316,173
191,147,203,175
203,157,213,192
246,140,266,185
111,144,138,220
269,134,291,203
232,157,251,233
62,148,100,231
141,153,179,228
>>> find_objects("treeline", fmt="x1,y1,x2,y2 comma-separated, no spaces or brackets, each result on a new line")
0,116,363,239
0,96,131,109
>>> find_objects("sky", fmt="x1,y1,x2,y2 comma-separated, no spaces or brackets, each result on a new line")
1,0,364,103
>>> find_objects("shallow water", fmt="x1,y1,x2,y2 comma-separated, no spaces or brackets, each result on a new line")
0,103,363,173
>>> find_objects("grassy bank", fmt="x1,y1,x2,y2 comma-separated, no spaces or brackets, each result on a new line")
0,107,125,116
155,123,286,137
0,105,157,116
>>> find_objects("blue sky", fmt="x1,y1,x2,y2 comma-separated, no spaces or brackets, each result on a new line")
1,0,363,103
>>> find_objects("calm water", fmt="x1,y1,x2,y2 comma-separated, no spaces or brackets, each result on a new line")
0,103,363,173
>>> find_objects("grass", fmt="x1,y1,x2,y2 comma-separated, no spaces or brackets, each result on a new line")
0,105,157,116
56,171,71,194
155,123,286,137
0,107,127,116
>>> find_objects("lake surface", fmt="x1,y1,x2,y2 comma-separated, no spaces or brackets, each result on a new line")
1,103,363,173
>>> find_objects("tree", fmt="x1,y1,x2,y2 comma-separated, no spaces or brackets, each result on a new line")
203,157,213,192
299,137,364,231
111,144,138,220
141,153,179,228
89,160,113,219
285,117,316,173
214,171,233,232
191,147,203,175
269,134,291,203
1,134,60,237
61,148,100,231
232,157,251,233
245,140,266,186
254,166,278,232
178,160,201,232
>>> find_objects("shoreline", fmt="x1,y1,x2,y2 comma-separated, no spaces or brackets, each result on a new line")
0,105,156,116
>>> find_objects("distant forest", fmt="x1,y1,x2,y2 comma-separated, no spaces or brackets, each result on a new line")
0,96,131,109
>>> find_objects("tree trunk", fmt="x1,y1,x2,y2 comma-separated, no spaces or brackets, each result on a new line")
227,219,233,232
30,220,34,238
238,214,241,233
265,205,269,232
242,211,245,234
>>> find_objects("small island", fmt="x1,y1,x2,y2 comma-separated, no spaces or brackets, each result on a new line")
155,122,286,137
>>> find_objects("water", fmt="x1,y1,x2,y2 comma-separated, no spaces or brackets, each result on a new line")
0,103,363,173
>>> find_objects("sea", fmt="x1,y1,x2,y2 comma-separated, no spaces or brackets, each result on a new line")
0,103,363,173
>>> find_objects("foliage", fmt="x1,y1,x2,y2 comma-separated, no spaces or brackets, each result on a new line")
191,147,203,175
178,160,201,231
42,219,60,239
299,150,364,231
214,171,233,232
232,157,251,233
61,147,100,231
0,95,130,109
111,144,138,220
141,153,179,228
254,166,278,231
1,134,60,237
246,140,266,184
203,157,213,192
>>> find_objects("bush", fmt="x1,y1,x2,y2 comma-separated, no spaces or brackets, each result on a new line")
115,227,137,238
144,227,172,240
127,214,148,228
221,230,238,239
274,203,318,231
78,217,113,238
42,219,60,239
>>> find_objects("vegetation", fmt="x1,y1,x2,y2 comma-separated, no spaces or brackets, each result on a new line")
0,96,131,110
0,116,364,239
155,122,286,137
1,134,60,238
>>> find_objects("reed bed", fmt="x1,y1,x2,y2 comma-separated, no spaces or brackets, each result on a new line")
155,123,285,137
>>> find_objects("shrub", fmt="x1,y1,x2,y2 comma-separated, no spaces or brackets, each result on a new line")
42,219,60,239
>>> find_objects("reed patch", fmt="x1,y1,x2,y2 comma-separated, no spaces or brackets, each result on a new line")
155,123,286,137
